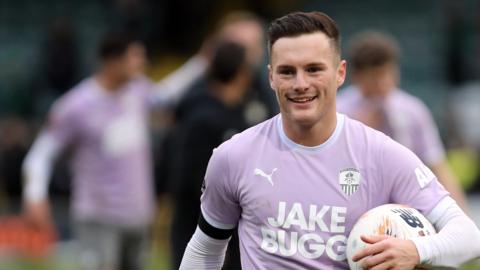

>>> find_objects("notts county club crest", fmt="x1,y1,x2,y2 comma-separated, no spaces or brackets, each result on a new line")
339,168,361,196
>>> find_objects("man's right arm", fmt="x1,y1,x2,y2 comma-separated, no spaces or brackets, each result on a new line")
179,143,241,269
22,131,62,228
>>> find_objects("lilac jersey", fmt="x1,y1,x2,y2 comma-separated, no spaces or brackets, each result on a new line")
337,86,446,165
200,113,449,269
47,77,154,227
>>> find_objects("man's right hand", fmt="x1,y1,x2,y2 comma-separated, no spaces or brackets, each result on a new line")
23,199,53,230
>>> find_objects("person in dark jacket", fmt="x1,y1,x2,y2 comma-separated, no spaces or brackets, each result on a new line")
169,41,251,270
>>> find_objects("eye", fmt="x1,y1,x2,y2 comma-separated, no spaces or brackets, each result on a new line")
277,67,295,76
306,66,322,73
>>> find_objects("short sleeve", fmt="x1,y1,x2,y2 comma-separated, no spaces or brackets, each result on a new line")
381,136,449,215
47,97,79,148
200,144,241,229
128,76,154,108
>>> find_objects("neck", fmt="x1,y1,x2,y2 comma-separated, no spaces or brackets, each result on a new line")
95,69,127,92
282,110,337,147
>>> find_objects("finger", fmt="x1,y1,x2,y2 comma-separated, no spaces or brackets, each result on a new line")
369,260,393,270
352,241,388,262
361,251,390,269
361,234,390,244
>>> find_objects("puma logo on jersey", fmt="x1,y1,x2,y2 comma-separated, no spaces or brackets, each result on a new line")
254,168,277,186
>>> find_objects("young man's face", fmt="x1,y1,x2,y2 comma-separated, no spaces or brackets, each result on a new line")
107,42,147,84
123,42,147,78
269,32,346,128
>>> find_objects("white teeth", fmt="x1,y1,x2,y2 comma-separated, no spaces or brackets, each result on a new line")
290,96,315,103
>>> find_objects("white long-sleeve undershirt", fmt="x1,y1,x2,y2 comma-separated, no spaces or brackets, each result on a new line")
179,227,230,270
22,131,62,203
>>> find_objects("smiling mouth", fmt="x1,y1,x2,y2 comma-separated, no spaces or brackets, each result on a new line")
287,96,318,103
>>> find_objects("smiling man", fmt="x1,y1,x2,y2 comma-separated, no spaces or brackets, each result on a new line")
179,11,480,269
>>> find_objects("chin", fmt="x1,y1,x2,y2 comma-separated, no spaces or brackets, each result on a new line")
288,112,319,127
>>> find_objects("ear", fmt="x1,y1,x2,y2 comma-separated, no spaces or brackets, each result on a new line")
268,64,275,91
336,60,347,87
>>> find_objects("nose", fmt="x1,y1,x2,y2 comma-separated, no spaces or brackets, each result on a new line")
294,71,309,92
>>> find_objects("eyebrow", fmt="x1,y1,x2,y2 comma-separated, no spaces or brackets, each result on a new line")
305,62,327,68
275,62,327,69
276,64,294,70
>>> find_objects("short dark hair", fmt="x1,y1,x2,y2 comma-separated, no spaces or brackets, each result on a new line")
209,41,247,83
348,31,399,73
98,30,140,61
267,11,341,57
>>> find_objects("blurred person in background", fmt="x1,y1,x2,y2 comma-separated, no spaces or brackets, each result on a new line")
22,30,157,270
154,10,277,122
449,83,480,192
156,12,276,212
32,18,80,119
337,31,468,210
0,117,30,214
169,41,251,269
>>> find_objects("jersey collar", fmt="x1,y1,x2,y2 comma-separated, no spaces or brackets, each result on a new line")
276,113,345,153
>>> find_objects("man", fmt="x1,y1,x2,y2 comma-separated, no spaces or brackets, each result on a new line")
179,11,480,269
22,31,156,270
154,11,277,122
337,31,468,210
169,41,251,269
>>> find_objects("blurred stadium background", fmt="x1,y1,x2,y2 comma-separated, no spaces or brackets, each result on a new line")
0,0,480,269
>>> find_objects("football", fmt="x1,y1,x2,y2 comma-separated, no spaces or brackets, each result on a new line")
346,204,436,270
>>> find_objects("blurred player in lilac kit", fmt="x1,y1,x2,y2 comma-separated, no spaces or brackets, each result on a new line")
22,31,157,270
337,31,468,210
179,11,480,269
